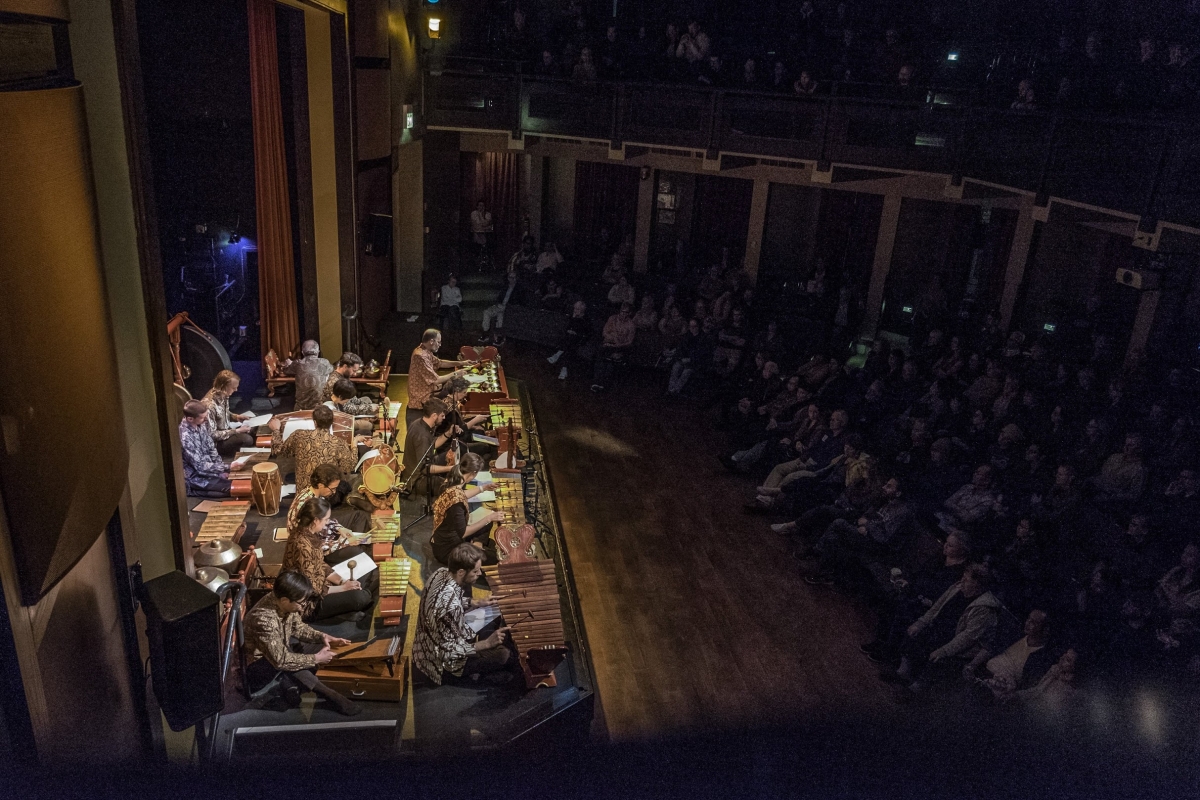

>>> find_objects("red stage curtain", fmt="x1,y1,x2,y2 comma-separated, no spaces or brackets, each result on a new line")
248,0,299,358
572,161,639,257
461,152,522,264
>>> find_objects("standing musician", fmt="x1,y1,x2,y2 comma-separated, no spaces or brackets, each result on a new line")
282,340,333,411
179,400,231,497
321,352,364,403
282,496,378,621
202,369,255,456
269,404,357,493
406,329,471,427
288,463,370,544
412,543,512,686
431,452,504,566
402,399,456,495
242,570,362,716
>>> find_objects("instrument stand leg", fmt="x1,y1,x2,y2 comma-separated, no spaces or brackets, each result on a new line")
403,476,436,531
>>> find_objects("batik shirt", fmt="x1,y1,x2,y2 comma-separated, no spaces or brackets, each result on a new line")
287,487,343,550
179,419,225,486
407,347,441,410
201,390,240,442
281,526,332,618
243,593,326,670
412,567,476,684
271,428,356,492
285,355,333,410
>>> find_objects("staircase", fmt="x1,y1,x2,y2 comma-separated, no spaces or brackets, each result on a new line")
455,272,504,327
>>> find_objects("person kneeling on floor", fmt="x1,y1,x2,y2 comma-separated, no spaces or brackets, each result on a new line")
243,570,362,715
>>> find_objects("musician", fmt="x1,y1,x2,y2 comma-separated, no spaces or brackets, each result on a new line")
402,399,456,494
282,340,333,410
288,463,370,546
440,376,491,457
242,570,362,716
327,379,378,438
282,496,378,621
321,352,364,403
269,404,356,492
202,369,255,456
179,400,231,497
406,328,471,427
412,543,512,686
432,452,504,566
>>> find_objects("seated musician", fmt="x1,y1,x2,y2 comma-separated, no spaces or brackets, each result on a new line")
402,399,456,494
283,340,333,411
321,352,364,403
179,400,231,497
432,452,504,566
412,543,512,686
282,496,378,621
202,369,255,456
243,570,362,715
439,376,492,457
288,463,370,545
327,378,377,438
406,328,471,427
269,404,357,493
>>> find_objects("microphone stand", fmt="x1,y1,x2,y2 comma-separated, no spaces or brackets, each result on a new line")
401,434,440,531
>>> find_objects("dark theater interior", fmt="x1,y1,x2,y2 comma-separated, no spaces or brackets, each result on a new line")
3,0,1200,796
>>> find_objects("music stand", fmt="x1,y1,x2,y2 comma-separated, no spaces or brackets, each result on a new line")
401,436,439,531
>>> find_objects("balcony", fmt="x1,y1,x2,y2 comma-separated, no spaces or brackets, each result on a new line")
423,68,1200,229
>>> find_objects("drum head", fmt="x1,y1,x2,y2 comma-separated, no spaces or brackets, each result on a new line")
252,462,278,476
363,464,395,494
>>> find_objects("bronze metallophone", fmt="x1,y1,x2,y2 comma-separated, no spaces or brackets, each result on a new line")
488,400,523,431
486,476,525,526
195,501,250,543
482,560,569,688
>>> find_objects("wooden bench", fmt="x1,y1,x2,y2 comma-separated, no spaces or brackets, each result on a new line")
263,349,392,398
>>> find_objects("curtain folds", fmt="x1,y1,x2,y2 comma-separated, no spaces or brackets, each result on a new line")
461,152,522,264
248,0,300,358
572,161,639,257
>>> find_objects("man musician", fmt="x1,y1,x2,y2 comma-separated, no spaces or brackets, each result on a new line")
412,543,513,686
283,340,333,411
406,328,471,427
321,352,365,403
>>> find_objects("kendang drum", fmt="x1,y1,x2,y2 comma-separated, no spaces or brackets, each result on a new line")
250,461,282,516
360,444,403,510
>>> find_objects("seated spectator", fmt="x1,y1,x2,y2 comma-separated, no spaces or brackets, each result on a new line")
768,60,789,91
608,274,636,307
1154,543,1200,650
439,273,462,330
754,409,848,508
633,294,659,330
793,70,819,95
539,278,565,312
599,24,624,78
507,235,539,275
601,252,626,284
937,465,1000,532
666,318,715,396
676,20,711,69
657,304,688,360
883,564,1001,692
573,46,598,81
534,49,561,77
1010,79,1037,110
536,240,563,274
964,609,1057,698
712,307,749,374
591,303,636,392
739,58,760,88
1010,649,1079,711
1091,433,1148,505
807,477,913,586
698,55,726,86
547,300,592,381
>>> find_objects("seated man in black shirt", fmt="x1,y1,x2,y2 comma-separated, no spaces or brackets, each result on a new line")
403,399,455,495
547,300,592,381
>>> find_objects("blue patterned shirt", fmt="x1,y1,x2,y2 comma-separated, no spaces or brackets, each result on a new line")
179,419,225,487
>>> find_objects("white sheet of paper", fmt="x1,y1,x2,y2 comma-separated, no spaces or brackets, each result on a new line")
495,452,514,469
468,506,494,525
331,554,378,582
281,484,296,497
239,447,272,454
230,456,250,469
282,418,315,440
193,500,221,513
469,491,496,503
463,605,502,633
243,413,274,428
385,402,401,419
356,448,380,471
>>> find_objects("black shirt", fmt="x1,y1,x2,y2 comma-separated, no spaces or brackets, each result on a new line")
403,418,437,480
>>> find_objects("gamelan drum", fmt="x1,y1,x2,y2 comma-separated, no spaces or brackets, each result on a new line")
250,461,282,516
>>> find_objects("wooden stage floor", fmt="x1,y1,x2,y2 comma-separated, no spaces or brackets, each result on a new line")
442,343,898,740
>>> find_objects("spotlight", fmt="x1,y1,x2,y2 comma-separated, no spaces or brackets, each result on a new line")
428,17,441,39
229,231,241,244
947,52,959,62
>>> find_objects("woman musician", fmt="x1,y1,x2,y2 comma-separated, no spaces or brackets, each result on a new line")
282,496,378,621
431,452,504,567
203,369,256,456
438,376,495,461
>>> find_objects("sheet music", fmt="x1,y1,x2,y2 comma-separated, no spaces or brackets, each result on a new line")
281,484,296,497
464,374,487,385
468,506,494,525
471,471,493,484
243,413,274,428
463,605,502,633
495,452,515,469
238,447,272,454
473,434,499,446
331,554,378,581
282,418,316,440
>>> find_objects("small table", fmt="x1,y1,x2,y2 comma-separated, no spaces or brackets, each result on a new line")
266,366,392,398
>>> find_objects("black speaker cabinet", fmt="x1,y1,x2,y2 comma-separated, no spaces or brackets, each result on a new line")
141,571,223,731
364,213,392,257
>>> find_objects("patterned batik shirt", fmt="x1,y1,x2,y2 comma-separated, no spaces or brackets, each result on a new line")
287,487,344,550
271,428,356,493
243,593,326,670
286,356,333,410
412,567,476,684
179,419,226,486
407,346,441,410
281,526,332,618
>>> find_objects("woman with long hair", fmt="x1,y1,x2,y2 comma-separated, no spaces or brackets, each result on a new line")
202,369,255,456
282,496,377,620
431,452,503,566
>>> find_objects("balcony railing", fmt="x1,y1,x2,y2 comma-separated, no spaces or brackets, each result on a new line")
423,66,1200,230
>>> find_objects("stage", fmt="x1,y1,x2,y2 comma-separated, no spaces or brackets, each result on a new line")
188,374,594,761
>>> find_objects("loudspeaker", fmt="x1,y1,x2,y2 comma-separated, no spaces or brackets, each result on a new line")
141,571,223,731
364,213,392,257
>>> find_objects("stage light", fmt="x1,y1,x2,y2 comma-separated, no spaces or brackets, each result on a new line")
428,17,441,38
947,52,959,61
229,231,241,244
